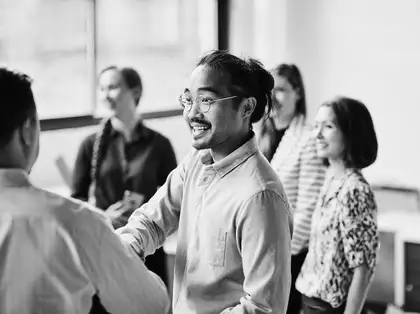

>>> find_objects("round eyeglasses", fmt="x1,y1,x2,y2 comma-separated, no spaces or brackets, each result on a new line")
178,94,238,113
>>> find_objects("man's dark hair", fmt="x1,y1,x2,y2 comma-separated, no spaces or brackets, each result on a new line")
197,50,274,125
322,96,378,169
0,68,36,146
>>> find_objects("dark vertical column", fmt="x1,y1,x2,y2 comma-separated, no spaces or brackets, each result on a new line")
217,0,230,51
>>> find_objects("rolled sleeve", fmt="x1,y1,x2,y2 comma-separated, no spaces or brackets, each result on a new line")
338,186,379,270
225,190,292,314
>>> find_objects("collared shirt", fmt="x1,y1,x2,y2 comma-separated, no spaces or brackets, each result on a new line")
296,169,379,308
118,134,293,314
0,168,169,314
271,115,326,255
71,119,177,213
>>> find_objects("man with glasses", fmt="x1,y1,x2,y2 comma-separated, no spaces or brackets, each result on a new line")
118,50,293,314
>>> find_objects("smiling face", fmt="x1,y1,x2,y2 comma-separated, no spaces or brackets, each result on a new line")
313,105,345,162
98,68,137,117
182,65,249,160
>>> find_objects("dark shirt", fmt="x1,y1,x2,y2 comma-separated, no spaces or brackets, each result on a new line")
268,128,287,161
257,117,287,162
71,120,177,217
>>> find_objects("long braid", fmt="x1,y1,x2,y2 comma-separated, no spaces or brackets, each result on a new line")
88,118,112,206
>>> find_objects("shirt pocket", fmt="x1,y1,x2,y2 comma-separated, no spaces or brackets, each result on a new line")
209,229,227,267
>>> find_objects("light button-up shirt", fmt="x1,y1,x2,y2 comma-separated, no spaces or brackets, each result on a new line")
119,135,293,314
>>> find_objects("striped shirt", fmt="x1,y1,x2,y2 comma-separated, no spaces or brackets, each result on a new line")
271,115,326,255
0,168,169,314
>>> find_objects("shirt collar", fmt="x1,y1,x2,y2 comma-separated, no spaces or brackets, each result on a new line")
200,132,258,178
0,168,31,187
109,118,150,142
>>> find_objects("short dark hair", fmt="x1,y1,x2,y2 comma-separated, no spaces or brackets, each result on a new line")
99,66,143,106
0,68,36,146
272,63,307,118
322,96,378,169
197,50,274,124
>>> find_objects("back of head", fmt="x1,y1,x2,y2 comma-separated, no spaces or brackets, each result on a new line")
272,63,307,117
323,96,378,169
197,50,274,124
0,68,35,147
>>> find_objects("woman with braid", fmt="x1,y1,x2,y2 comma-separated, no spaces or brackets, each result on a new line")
71,65,177,287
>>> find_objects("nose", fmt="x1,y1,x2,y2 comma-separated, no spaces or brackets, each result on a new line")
313,126,323,139
99,89,109,102
187,101,202,120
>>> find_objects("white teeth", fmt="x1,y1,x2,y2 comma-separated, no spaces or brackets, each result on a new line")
192,124,210,132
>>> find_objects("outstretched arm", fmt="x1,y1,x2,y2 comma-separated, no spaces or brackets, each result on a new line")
117,151,190,259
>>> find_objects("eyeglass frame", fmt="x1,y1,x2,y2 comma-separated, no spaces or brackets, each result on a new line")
178,94,239,113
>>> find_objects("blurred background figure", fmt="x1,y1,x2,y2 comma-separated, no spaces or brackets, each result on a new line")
257,64,306,162
258,63,326,314
71,65,177,287
296,96,379,314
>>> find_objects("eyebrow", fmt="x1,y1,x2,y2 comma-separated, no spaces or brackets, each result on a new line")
183,87,221,96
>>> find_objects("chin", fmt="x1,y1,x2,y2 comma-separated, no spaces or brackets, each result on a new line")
191,139,210,150
316,149,329,159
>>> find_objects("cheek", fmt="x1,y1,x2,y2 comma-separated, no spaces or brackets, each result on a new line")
330,132,345,151
274,93,286,103
109,89,122,100
286,94,298,109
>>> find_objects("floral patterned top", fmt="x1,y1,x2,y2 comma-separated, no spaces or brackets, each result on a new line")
295,168,379,308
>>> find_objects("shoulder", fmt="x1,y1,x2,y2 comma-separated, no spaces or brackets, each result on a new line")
79,132,97,151
143,125,174,149
242,153,289,202
339,171,377,214
42,190,112,240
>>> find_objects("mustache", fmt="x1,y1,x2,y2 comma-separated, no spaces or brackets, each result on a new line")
189,118,211,125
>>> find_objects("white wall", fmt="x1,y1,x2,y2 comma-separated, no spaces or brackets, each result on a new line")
230,0,420,190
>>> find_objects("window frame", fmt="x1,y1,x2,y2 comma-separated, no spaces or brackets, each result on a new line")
40,0,229,131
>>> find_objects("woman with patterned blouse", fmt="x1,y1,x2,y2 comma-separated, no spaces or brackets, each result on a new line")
296,96,379,314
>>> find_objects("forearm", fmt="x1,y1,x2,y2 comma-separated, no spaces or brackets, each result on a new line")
344,265,371,314
118,212,164,259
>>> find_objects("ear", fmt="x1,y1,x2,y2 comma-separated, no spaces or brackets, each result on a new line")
242,97,257,120
132,87,142,104
19,118,32,147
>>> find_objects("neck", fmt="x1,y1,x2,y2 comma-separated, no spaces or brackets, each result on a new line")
328,159,347,178
210,130,252,163
273,113,295,130
112,110,138,141
0,148,27,172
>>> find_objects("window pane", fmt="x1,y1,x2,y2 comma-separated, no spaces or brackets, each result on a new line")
96,0,217,115
0,0,93,119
